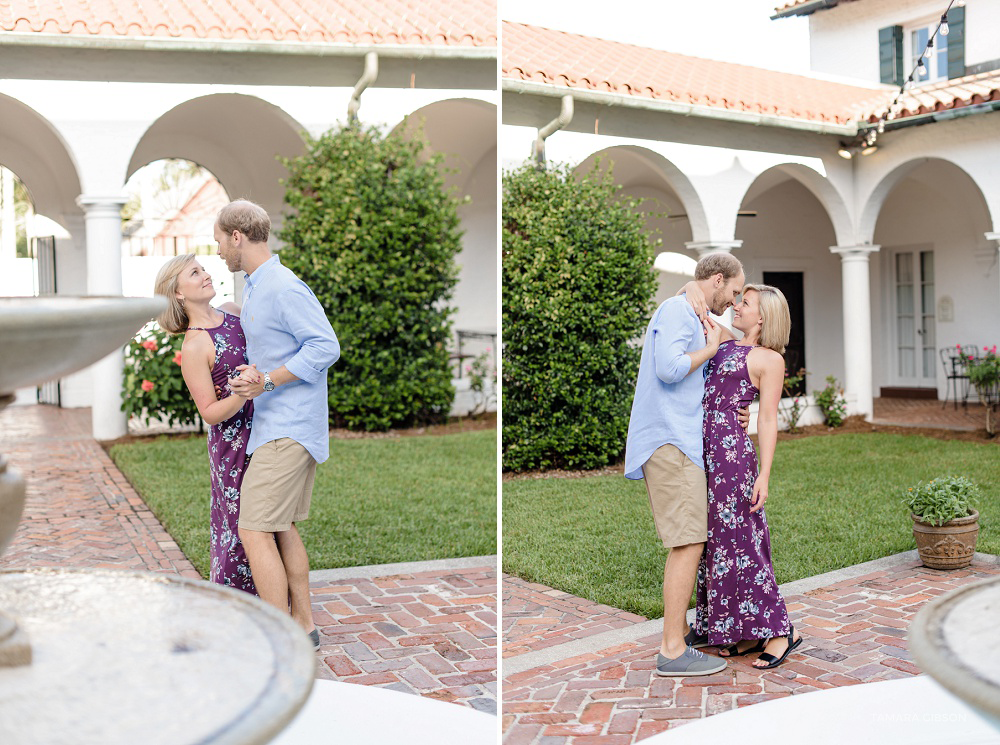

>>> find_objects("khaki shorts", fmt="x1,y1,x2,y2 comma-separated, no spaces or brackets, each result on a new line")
642,443,708,548
239,438,317,533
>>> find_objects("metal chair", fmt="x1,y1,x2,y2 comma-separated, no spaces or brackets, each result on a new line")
940,347,973,410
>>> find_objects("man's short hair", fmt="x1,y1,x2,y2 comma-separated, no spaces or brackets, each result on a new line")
694,252,743,281
217,199,270,243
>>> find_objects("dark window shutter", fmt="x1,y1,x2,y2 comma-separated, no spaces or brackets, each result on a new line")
879,25,903,86
947,6,965,79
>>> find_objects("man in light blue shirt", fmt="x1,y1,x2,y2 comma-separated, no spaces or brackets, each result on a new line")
219,200,340,649
624,253,744,677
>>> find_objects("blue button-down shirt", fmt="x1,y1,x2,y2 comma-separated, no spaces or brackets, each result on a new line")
624,296,707,480
241,255,340,464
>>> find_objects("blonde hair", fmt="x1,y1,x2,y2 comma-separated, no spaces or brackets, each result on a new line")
743,284,790,355
694,252,743,281
217,199,270,243
153,254,198,334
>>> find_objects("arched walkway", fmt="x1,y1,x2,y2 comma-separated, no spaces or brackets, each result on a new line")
393,98,498,334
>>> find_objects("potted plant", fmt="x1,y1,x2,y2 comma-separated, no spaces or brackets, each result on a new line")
903,476,981,570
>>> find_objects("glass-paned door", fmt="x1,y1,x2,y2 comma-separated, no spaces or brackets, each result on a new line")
894,250,936,386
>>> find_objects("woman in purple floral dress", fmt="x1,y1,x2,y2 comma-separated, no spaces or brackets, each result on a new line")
154,254,258,595
693,285,802,669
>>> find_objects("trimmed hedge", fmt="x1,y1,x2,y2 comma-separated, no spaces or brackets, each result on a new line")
502,162,658,471
278,123,464,431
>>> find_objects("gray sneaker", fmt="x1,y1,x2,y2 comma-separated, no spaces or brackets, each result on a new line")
656,646,727,677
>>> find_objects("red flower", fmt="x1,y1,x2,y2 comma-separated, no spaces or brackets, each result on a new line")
141,380,155,392
141,340,158,352
173,351,182,365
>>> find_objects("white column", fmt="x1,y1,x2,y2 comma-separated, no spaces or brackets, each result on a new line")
77,195,128,441
830,244,880,420
1,167,15,265
685,240,743,326
986,233,1000,302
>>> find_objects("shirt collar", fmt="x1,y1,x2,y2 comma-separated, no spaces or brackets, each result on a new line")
244,254,280,288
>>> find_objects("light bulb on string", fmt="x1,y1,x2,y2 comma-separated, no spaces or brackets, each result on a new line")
878,119,886,134
917,58,927,77
924,38,934,58
940,14,949,36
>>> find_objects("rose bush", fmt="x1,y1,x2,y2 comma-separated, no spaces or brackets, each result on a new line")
121,324,202,431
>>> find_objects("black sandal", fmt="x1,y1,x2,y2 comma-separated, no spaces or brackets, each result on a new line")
755,626,802,669
719,639,765,657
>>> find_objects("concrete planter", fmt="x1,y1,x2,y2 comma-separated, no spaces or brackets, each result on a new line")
911,510,979,570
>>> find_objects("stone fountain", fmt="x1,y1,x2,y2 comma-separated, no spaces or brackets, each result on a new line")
909,574,1000,732
0,297,314,744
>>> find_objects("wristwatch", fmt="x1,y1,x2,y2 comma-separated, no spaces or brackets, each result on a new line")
262,372,275,392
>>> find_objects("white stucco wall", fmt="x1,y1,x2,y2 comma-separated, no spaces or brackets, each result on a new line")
807,0,1000,83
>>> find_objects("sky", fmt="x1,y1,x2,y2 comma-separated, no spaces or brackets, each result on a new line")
500,0,813,75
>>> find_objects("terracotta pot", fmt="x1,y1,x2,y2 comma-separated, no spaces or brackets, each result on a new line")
911,510,979,570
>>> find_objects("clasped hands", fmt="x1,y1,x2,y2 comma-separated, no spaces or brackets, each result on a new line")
228,364,264,400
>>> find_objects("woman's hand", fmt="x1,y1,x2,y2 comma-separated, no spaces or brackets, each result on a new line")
677,281,708,320
750,475,769,513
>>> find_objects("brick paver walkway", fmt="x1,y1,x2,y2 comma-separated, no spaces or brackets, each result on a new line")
504,576,645,658
501,554,1000,743
0,404,496,714
872,397,987,430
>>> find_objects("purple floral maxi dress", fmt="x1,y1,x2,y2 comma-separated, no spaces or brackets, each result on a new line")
694,341,790,646
192,311,257,595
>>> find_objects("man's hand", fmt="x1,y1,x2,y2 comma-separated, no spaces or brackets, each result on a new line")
737,407,750,431
677,281,708,320
750,475,769,513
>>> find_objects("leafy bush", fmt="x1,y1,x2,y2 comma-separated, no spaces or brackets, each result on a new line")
502,161,658,471
278,122,464,431
967,346,999,436
904,476,981,526
780,368,808,433
814,374,847,427
121,324,202,430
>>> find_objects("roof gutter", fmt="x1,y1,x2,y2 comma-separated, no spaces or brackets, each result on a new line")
862,99,1000,134
503,78,858,137
770,0,841,19
0,31,496,60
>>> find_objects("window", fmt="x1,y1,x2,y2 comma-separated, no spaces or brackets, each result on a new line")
906,20,949,83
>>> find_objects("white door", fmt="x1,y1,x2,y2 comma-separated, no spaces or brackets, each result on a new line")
892,249,937,388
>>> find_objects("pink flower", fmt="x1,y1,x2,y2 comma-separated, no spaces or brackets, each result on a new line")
173,351,182,365
957,344,962,349
141,379,155,392
141,340,158,351
969,355,975,361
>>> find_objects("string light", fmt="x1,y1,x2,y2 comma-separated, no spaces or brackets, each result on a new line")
840,0,956,157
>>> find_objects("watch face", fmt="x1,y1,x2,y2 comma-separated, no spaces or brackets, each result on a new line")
264,381,275,392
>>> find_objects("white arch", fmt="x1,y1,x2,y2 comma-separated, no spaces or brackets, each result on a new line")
859,156,995,245
0,93,82,226
126,94,307,215
390,97,497,193
574,145,710,243
738,162,854,247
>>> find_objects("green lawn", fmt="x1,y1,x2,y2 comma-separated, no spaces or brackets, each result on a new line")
111,429,497,577
503,433,1000,619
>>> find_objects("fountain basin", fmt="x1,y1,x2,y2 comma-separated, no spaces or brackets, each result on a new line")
0,296,165,394
0,569,315,745
909,574,1000,731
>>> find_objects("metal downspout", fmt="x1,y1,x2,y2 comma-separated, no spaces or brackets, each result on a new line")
348,52,379,123
534,95,574,167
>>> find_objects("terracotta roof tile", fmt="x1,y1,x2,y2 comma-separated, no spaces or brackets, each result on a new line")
860,69,1000,121
502,21,881,125
0,0,497,46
